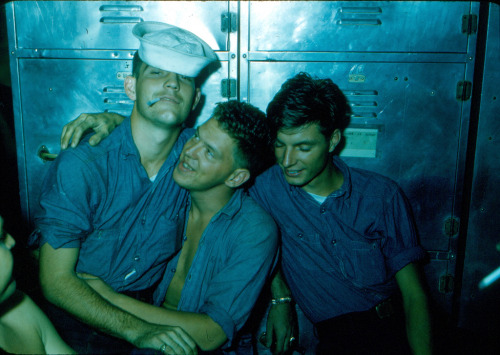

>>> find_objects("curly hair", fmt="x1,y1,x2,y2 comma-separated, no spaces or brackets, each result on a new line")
212,101,274,183
266,72,350,139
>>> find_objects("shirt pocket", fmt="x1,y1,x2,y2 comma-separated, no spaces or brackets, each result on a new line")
336,238,387,288
151,213,184,263
281,226,337,273
78,228,122,276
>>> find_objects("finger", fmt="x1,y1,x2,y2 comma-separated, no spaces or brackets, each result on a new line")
61,113,89,149
88,129,110,146
161,331,197,355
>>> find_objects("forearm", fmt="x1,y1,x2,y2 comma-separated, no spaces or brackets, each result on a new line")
41,272,149,345
94,285,226,350
404,295,433,355
270,269,292,299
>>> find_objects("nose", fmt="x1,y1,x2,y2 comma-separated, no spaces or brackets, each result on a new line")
184,138,203,158
280,147,296,168
164,72,180,90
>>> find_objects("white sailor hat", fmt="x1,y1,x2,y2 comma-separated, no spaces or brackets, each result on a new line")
132,21,218,78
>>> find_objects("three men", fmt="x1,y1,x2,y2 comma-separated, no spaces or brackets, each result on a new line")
31,22,217,353
58,71,433,354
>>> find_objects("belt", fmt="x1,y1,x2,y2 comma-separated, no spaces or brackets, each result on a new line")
315,296,402,340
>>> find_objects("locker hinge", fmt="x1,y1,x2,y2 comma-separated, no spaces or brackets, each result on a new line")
456,81,472,101
221,79,237,98
439,274,454,294
461,14,478,35
221,12,237,33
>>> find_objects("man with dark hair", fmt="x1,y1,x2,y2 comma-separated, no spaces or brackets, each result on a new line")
31,22,217,354
251,72,432,355
79,100,278,352
60,72,432,355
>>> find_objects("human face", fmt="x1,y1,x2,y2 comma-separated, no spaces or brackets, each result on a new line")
274,123,339,193
174,118,242,192
128,64,201,128
0,219,16,304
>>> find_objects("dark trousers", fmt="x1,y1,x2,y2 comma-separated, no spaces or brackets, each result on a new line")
44,288,156,354
315,297,412,355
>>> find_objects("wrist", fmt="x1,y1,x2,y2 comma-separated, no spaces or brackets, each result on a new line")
271,296,294,306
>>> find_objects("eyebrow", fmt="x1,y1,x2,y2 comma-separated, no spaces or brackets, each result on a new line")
276,137,316,146
196,127,219,155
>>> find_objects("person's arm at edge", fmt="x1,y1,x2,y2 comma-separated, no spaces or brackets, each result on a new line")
61,112,125,149
20,293,76,354
265,269,297,354
83,276,226,351
395,262,433,355
39,242,197,354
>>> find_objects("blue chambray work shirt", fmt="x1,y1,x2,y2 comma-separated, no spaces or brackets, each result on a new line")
153,189,278,344
30,117,194,292
250,156,426,324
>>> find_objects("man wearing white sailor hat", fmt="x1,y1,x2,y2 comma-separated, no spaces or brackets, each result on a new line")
35,22,217,354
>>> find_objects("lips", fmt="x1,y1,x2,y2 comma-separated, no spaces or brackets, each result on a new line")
284,168,303,177
159,95,180,104
178,158,195,172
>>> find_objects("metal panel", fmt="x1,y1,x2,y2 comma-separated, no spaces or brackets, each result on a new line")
13,1,228,52
458,2,500,338
248,1,471,53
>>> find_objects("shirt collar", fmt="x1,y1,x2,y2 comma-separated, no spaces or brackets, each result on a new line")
330,156,352,199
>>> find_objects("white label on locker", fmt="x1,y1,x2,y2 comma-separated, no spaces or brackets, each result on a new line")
340,128,378,158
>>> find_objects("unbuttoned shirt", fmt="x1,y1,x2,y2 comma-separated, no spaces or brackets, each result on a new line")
250,156,426,324
30,117,193,292
153,189,278,344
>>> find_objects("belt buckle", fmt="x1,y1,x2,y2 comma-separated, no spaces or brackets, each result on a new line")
375,299,394,319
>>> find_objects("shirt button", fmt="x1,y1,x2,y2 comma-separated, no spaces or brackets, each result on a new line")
320,207,326,214
297,233,303,239
134,256,140,261
171,268,176,273
331,239,337,245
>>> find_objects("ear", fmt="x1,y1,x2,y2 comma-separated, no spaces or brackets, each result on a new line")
191,88,202,112
124,76,137,101
329,129,342,153
225,168,250,189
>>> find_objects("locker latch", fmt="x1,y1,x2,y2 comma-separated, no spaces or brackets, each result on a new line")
221,12,237,33
221,79,237,98
461,14,478,35
439,274,454,294
456,81,472,101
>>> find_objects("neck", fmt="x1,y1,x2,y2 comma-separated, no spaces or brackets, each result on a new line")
302,159,344,197
189,187,235,221
130,112,183,177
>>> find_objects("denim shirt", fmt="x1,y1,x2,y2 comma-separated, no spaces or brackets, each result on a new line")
153,189,278,344
250,156,426,324
30,117,194,292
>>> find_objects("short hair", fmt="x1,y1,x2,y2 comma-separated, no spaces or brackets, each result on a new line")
212,101,274,184
266,72,350,139
132,51,143,78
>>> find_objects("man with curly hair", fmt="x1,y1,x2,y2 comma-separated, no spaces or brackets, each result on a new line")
80,100,278,352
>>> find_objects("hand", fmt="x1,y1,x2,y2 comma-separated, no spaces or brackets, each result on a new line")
61,112,125,149
133,324,198,355
261,303,297,355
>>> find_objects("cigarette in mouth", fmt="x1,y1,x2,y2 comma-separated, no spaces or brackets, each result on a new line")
147,98,161,106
